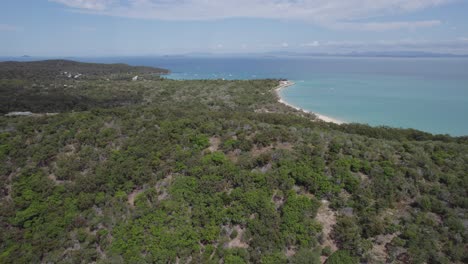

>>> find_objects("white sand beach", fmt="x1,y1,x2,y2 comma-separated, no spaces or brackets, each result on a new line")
275,80,345,124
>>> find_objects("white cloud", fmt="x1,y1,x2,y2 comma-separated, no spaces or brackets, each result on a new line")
301,41,320,47
334,20,441,31
49,0,453,31
281,42,289,48
49,0,115,10
296,38,468,54
0,24,19,31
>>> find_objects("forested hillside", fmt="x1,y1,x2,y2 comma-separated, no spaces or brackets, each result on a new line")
0,60,168,114
0,60,169,80
0,61,466,264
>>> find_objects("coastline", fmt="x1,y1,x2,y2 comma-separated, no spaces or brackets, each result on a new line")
275,80,345,124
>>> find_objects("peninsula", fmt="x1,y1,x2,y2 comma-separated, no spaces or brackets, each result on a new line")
0,60,466,264
275,80,345,124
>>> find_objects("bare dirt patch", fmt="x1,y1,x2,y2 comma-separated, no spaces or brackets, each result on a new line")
127,189,145,207
275,142,293,151
48,173,69,185
357,172,369,181
315,200,338,263
224,225,249,249
3,169,19,201
251,145,273,157
291,185,315,199
251,143,293,158
285,246,297,257
252,162,272,174
63,143,77,156
369,232,400,263
226,149,241,163
208,137,221,152
271,191,285,210
155,174,174,201
128,174,174,207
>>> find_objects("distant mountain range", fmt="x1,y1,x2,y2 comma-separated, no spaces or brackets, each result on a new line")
176,51,468,58
264,51,468,58
2,51,467,60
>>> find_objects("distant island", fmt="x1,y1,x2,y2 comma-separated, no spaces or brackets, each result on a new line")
263,51,468,58
166,51,468,58
0,60,466,264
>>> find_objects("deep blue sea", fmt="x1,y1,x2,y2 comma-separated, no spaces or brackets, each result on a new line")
3,56,468,136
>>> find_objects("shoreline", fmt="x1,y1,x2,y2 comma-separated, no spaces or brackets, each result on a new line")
275,80,345,124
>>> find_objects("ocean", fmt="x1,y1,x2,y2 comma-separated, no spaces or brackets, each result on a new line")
4,56,468,136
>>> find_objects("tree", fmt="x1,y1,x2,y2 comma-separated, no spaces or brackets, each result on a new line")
326,250,358,264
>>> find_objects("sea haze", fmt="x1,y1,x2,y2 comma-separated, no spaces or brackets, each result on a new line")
68,56,468,136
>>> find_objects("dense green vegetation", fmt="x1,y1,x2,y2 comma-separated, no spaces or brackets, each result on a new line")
0,60,168,114
0,60,168,80
0,60,466,263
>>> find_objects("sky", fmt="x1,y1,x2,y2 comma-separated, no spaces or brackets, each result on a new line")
1,0,468,56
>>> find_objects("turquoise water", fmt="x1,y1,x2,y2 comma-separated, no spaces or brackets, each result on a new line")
281,73,468,136
160,57,468,136
15,56,466,136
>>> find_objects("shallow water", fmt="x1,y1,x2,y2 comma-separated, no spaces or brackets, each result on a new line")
157,56,468,136
8,56,467,136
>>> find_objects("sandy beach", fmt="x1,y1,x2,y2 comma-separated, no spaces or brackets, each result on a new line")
275,80,345,124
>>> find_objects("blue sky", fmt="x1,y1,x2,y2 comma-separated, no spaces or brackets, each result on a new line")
1,0,468,56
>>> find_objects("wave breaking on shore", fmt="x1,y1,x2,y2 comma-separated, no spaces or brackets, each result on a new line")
275,80,345,124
